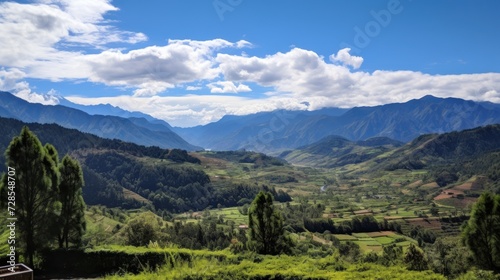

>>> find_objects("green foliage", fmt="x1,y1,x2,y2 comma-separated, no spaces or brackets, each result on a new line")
204,150,286,167
0,127,88,267
125,212,161,247
0,126,59,267
462,192,500,272
165,148,201,164
426,237,472,277
404,244,428,271
409,225,436,245
380,244,403,266
57,155,86,249
248,191,291,255
99,250,446,280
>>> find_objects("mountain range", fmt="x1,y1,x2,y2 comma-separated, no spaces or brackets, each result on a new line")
2,91,500,154
174,95,500,153
0,92,198,150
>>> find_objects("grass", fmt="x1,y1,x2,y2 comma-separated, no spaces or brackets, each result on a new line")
103,252,446,280
333,231,417,254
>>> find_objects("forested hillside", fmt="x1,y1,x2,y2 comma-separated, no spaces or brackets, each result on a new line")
0,117,290,213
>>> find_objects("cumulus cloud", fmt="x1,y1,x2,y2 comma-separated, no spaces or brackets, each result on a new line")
207,81,251,93
0,68,60,105
329,48,363,69
0,0,146,79
86,39,250,96
0,68,26,91
216,47,500,109
2,1,500,126
217,47,362,97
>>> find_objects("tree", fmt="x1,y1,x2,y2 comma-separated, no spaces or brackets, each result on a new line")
381,244,403,266
248,191,287,255
426,237,472,277
462,192,500,272
57,155,86,249
404,244,428,271
125,212,160,247
0,127,58,267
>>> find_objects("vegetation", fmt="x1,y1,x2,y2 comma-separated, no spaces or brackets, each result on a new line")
462,192,500,272
0,127,86,266
248,191,291,255
57,155,86,249
2,120,500,278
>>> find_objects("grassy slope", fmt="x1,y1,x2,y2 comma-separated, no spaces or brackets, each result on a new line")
103,251,445,280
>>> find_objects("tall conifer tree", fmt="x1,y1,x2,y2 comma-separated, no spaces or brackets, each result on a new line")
1,127,58,267
57,155,86,249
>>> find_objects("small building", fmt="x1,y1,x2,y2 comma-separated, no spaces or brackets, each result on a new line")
0,264,33,280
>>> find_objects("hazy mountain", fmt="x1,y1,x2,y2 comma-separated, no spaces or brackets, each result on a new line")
280,135,403,168
173,108,349,152
175,95,500,152
58,97,173,130
0,91,199,150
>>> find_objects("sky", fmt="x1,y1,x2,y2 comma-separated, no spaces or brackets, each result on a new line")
1,0,500,127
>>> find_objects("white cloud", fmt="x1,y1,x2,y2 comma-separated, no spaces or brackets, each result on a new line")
86,39,250,95
0,0,146,80
216,47,500,109
207,81,251,93
14,88,61,105
216,47,362,97
0,68,26,91
186,86,202,91
2,1,500,127
66,94,311,127
329,48,363,69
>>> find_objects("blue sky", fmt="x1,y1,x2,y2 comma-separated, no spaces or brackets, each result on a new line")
1,0,500,126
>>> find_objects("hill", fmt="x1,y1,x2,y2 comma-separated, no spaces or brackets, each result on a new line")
0,117,291,212
175,95,500,152
280,136,403,168
378,124,500,172
0,91,198,150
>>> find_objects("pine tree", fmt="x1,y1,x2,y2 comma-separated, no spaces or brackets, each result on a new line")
404,244,428,271
0,127,58,267
57,155,86,249
248,191,285,255
462,192,500,272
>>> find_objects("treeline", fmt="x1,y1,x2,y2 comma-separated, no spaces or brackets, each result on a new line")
204,150,286,167
302,216,402,235
81,151,290,212
279,201,401,234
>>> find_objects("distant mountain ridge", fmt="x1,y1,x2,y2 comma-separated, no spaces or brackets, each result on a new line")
280,135,404,168
58,97,173,130
0,91,199,150
175,95,500,153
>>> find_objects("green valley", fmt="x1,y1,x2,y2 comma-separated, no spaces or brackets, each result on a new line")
1,119,500,279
